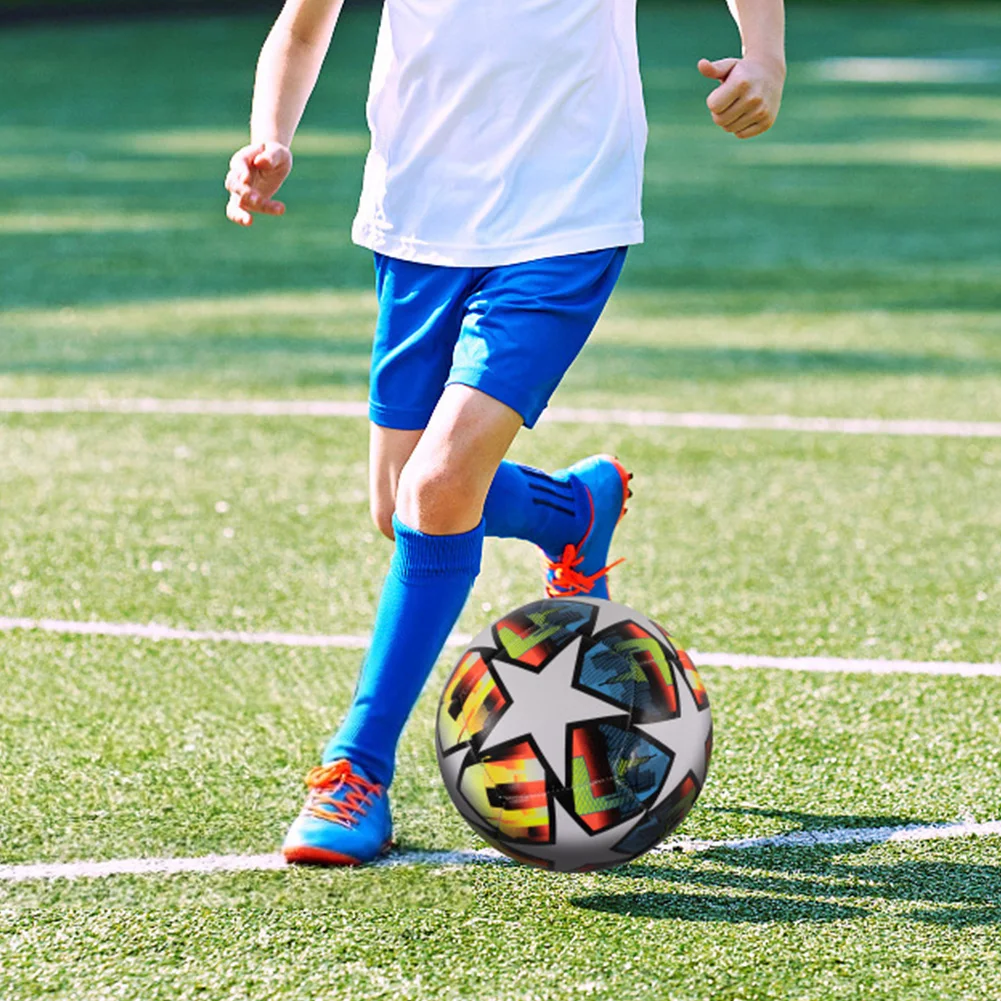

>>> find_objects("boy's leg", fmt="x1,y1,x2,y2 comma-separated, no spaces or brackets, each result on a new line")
283,385,522,866
370,426,631,597
368,248,632,596
369,426,422,540
370,427,631,593
455,247,632,598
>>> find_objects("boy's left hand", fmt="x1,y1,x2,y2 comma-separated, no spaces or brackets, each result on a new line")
698,56,785,139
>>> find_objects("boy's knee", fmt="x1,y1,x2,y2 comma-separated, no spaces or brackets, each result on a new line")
396,461,479,534
397,462,462,510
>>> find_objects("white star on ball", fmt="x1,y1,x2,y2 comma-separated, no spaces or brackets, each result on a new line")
477,636,628,788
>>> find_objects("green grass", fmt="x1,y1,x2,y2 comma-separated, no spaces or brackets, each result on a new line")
2,415,1000,658
3,6,1001,418
2,629,1000,1000
2,3,1001,1000
3,840,999,1001
3,629,1000,865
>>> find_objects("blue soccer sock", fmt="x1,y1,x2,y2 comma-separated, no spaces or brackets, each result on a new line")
323,515,484,787
483,460,590,555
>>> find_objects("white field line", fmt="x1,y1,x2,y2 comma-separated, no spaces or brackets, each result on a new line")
3,616,1000,677
2,397,1001,440
0,616,379,649
547,408,1001,440
689,649,1001,679
671,818,1001,853
2,819,999,884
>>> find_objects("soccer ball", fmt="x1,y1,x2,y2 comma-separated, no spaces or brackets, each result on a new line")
436,597,713,872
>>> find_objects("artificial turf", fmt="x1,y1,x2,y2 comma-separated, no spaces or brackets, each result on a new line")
2,415,1000,658
1,626,1000,1001
2,842,1000,1001
1,2,1000,1000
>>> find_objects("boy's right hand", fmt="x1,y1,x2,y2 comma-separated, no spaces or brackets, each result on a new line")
225,142,293,226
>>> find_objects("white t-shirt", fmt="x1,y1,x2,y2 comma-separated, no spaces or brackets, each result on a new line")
351,0,647,267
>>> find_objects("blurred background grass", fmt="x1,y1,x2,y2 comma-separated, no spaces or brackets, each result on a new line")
0,0,276,19
2,0,995,17
2,1,1000,418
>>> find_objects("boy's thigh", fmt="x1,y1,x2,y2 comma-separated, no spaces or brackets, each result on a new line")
448,247,627,429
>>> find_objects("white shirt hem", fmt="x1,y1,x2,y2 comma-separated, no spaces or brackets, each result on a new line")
351,220,644,268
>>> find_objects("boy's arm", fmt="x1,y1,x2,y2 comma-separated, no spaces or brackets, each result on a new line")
699,0,786,140
225,0,345,226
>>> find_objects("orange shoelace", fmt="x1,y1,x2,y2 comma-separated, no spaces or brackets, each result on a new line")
302,760,383,828
543,489,626,597
545,543,625,597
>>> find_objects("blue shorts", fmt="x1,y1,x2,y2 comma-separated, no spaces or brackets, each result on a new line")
368,247,627,430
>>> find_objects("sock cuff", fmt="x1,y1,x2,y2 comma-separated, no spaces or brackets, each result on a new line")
391,515,485,578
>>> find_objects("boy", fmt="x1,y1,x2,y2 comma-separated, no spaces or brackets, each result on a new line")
225,0,785,865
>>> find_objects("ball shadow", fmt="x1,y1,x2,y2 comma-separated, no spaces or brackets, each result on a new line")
572,890,862,923
571,808,1001,927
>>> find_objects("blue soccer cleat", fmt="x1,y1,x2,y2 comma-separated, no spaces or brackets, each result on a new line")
282,760,393,866
543,454,632,600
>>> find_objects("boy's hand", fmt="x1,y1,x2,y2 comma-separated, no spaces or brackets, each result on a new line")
225,142,293,226
698,56,785,139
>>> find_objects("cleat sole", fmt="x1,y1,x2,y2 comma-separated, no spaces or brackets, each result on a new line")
284,845,363,867
283,839,393,868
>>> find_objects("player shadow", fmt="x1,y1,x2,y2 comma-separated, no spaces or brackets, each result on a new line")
572,808,1001,927
7,325,996,389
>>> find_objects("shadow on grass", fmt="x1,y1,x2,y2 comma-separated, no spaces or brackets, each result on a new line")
574,890,863,923
3,333,996,386
3,5,1001,372
0,334,373,385
572,808,1001,926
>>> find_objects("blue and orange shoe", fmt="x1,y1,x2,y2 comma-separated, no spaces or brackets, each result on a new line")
543,454,632,600
282,760,393,866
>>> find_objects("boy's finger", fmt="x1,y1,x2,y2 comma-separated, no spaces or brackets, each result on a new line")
698,57,739,81
727,109,768,135
715,96,761,129
706,76,747,115
229,143,263,171
224,170,251,196
226,195,253,227
712,101,746,129
237,190,286,217
253,145,291,172
250,197,286,216
735,119,771,140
